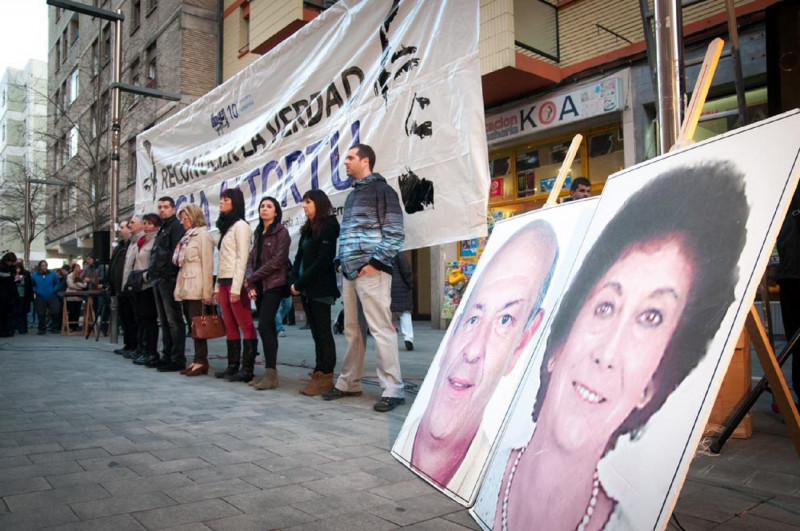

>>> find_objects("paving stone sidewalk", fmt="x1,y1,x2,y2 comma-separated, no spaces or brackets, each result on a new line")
0,323,797,530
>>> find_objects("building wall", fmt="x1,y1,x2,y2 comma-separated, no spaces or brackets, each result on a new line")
46,0,218,261
480,0,515,75
0,61,49,264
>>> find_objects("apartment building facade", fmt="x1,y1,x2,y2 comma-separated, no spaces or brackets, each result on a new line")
46,0,218,261
0,60,49,265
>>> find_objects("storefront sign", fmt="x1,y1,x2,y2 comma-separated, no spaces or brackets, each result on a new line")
135,0,489,250
485,73,625,145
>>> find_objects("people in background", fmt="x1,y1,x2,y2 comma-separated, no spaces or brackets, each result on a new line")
31,260,61,335
391,251,415,351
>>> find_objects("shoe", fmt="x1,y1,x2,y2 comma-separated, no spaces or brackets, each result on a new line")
321,387,362,401
373,397,405,412
300,372,334,396
157,363,186,372
228,339,256,382
114,348,126,355
404,340,414,351
132,354,150,365
215,339,241,379
123,350,139,360
145,357,166,368
278,330,286,337
253,368,278,390
185,364,209,376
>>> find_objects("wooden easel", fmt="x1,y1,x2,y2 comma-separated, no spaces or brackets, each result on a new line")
672,38,800,455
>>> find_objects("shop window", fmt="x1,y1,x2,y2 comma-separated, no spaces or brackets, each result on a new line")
694,87,768,143
587,127,624,183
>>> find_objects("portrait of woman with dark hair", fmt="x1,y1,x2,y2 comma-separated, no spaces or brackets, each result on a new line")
493,161,749,530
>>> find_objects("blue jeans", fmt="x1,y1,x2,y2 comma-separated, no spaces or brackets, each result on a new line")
274,296,292,332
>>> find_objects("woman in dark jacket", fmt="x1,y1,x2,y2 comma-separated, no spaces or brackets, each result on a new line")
245,196,290,390
290,189,341,396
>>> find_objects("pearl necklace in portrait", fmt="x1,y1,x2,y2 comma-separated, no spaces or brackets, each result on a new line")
500,443,600,531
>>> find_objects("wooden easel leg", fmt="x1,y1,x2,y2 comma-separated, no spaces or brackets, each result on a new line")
745,306,800,456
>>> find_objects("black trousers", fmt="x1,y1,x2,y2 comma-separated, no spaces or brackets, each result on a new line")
302,296,337,374
118,295,138,350
778,279,800,400
257,290,283,369
134,288,158,357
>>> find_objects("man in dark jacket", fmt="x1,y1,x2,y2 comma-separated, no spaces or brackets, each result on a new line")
322,144,406,412
148,196,186,371
109,220,138,356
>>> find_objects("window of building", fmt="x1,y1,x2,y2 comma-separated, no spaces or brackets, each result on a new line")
61,29,68,62
100,91,109,131
60,80,68,111
69,15,80,46
147,0,158,15
68,126,79,159
102,24,111,66
91,39,99,76
514,0,559,62
51,193,58,221
146,42,157,88
69,69,79,104
99,157,109,198
239,2,250,54
55,38,61,68
130,58,141,104
54,89,60,117
131,0,141,33
90,103,98,138
128,139,137,185
55,6,61,21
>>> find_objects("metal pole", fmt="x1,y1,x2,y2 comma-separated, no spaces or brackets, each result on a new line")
109,9,123,345
23,179,31,265
654,0,681,153
725,0,748,127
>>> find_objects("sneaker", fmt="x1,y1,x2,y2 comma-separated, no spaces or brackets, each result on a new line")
404,340,414,351
374,396,406,412
321,388,363,401
278,330,286,337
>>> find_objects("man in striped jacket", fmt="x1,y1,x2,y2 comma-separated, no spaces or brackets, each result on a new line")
323,144,406,412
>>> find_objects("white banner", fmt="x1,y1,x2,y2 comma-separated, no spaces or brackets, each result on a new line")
135,0,489,249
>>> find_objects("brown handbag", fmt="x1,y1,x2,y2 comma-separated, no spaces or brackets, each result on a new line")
191,305,226,339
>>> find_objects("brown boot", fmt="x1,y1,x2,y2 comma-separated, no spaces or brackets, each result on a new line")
300,372,334,396
254,368,278,390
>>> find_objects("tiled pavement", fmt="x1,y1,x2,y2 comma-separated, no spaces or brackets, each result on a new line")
0,322,798,530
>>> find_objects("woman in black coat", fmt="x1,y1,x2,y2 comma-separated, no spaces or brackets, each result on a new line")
290,189,341,396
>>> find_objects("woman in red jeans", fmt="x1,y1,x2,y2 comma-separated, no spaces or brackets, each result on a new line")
213,188,258,382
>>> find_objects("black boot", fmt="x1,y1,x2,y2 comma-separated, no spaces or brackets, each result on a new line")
229,339,257,382
215,339,241,379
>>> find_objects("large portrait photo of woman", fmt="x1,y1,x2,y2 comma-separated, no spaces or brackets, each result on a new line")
474,160,755,530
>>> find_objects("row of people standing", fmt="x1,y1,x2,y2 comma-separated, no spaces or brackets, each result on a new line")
118,186,341,397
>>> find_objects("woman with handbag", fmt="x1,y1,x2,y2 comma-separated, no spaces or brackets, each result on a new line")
290,190,340,396
131,213,162,366
173,204,215,377
245,196,291,390
213,188,258,382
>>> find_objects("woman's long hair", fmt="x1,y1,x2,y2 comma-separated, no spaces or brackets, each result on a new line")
254,196,283,236
300,189,334,240
216,188,246,247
